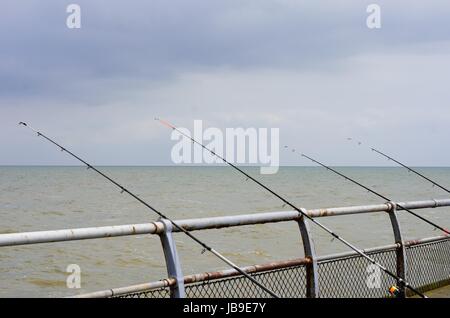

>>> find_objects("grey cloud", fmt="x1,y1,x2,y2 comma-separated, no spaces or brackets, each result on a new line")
2,1,450,101
1,1,450,166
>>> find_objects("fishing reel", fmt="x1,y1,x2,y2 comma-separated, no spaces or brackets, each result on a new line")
388,285,401,297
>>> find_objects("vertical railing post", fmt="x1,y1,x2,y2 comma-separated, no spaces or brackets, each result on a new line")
297,209,319,298
158,219,185,298
386,202,407,298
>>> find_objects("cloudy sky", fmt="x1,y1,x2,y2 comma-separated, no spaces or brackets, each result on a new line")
1,1,450,166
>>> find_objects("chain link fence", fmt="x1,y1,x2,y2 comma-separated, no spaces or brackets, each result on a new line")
185,265,307,298
317,249,397,298
406,238,450,294
116,287,170,298
111,237,450,298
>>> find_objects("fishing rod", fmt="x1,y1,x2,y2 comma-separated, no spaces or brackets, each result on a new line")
18,122,279,298
291,149,450,235
344,139,450,233
156,118,427,298
372,148,450,195
347,138,450,195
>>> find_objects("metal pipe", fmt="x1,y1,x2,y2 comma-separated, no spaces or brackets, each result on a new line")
0,199,449,247
404,235,450,247
315,235,450,262
386,202,407,297
316,243,399,262
71,279,175,298
0,223,161,247
171,198,450,232
158,219,185,298
306,198,450,218
297,213,319,297
183,257,311,284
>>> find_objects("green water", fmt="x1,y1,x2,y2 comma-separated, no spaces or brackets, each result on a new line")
0,166,449,297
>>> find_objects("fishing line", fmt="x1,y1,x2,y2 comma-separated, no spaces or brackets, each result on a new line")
19,121,279,298
157,118,427,298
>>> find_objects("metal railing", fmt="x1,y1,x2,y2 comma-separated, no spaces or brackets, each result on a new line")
0,198,449,298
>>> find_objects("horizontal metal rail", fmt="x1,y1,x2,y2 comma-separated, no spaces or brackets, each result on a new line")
72,258,314,298
0,198,449,247
0,223,162,247
316,235,450,262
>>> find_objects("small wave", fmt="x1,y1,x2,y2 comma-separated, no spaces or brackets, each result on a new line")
26,277,66,288
41,211,65,216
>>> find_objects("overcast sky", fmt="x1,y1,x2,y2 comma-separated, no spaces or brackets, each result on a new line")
1,1,450,166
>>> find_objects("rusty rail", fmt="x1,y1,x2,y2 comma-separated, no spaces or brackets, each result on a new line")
0,198,448,247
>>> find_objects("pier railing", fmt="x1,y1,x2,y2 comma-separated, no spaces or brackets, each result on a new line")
0,199,449,298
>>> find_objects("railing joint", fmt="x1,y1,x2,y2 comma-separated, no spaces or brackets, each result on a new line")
297,211,319,298
386,202,407,298
158,219,185,298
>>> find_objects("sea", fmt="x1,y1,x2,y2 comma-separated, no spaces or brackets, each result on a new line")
0,166,449,297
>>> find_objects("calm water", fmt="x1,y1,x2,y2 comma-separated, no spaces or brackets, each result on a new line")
0,166,449,297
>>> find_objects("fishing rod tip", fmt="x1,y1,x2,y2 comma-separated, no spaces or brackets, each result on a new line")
157,118,176,130
18,122,27,126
